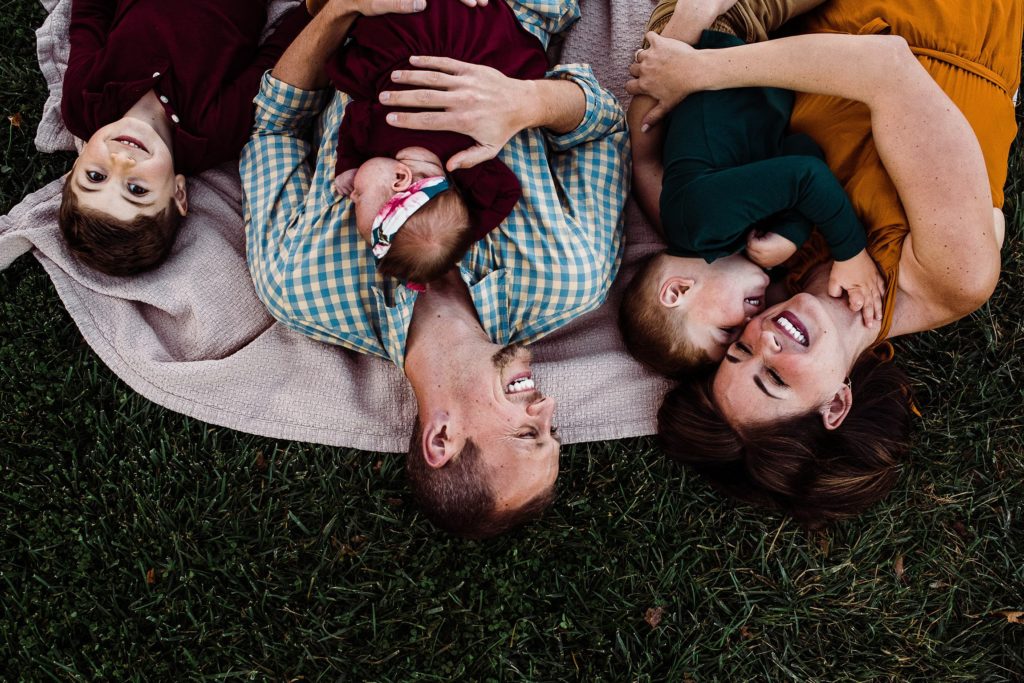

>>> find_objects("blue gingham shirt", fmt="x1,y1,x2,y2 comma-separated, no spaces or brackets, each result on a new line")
241,0,629,368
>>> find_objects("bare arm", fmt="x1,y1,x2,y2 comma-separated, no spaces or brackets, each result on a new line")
628,32,998,333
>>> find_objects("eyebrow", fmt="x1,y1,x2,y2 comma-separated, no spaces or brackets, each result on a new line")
753,376,782,400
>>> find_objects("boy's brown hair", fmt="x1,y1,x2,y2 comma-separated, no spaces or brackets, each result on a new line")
619,254,711,377
58,178,183,276
377,188,474,284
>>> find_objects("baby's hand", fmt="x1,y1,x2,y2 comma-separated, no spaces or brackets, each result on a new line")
827,249,885,327
745,231,797,268
333,169,357,196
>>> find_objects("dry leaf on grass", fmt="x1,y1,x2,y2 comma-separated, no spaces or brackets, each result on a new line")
8,113,22,128
146,568,156,585
644,606,664,629
894,555,906,582
993,611,1023,624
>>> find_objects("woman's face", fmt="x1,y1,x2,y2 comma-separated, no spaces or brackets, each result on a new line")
712,292,858,427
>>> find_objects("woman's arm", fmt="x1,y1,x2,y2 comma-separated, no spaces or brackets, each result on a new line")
628,32,998,332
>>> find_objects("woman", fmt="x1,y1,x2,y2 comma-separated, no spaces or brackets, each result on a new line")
627,0,1020,522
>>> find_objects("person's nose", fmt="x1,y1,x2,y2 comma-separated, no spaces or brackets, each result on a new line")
526,395,556,428
758,326,783,354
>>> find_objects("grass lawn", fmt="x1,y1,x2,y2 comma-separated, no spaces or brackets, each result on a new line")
2,0,1022,679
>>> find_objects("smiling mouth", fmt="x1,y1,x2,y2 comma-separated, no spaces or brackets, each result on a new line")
745,297,762,308
774,311,809,346
113,136,149,154
506,373,535,395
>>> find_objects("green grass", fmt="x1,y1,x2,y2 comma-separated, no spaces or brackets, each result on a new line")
2,0,1022,679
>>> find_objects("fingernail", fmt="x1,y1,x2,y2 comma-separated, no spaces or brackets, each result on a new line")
387,113,397,124
380,91,391,102
641,123,649,133
413,0,426,10
410,55,421,64
391,70,402,80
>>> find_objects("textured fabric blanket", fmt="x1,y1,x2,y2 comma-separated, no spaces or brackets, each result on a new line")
0,0,671,452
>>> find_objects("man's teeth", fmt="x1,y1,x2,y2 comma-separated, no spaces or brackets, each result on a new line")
745,297,761,306
506,378,535,394
776,316,807,344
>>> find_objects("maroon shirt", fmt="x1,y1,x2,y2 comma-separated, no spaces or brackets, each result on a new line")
327,0,548,238
62,0,310,175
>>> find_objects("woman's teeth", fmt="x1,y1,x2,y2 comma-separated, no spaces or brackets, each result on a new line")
776,315,807,345
506,377,535,394
745,297,761,307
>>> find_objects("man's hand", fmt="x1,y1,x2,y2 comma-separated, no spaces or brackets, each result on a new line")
381,57,536,171
626,32,706,130
745,231,798,268
308,0,428,17
333,168,358,196
659,0,737,45
828,249,885,327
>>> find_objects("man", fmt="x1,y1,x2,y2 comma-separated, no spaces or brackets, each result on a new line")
241,0,629,538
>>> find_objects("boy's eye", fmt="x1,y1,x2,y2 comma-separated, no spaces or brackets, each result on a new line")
85,171,106,182
127,183,148,196
735,342,752,355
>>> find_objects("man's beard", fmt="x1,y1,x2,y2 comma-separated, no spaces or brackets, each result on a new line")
491,343,529,371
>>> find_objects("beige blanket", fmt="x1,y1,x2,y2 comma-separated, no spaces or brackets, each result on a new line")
0,0,671,452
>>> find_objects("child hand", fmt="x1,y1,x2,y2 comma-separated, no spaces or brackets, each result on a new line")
745,231,797,268
333,169,357,196
827,249,885,327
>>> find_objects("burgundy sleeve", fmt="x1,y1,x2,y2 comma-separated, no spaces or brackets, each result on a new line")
335,101,373,176
62,0,117,138
194,5,312,162
451,159,522,238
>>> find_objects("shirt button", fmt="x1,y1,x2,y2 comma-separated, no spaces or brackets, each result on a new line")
152,71,161,78
159,95,169,104
171,114,180,124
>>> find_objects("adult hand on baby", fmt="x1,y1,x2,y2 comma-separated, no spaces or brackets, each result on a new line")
382,57,529,171
745,231,797,268
828,250,885,327
333,169,357,196
626,32,704,130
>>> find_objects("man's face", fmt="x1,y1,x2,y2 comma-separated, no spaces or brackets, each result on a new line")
461,344,561,512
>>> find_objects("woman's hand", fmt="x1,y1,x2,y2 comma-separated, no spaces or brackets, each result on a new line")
828,250,885,327
380,57,534,171
626,32,705,130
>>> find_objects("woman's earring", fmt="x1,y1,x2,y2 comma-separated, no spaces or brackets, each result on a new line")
844,376,853,390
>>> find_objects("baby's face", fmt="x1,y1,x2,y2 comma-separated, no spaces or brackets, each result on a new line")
351,148,446,243
72,117,180,221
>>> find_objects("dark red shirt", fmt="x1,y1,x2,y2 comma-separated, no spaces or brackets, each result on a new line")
327,0,548,238
62,0,310,175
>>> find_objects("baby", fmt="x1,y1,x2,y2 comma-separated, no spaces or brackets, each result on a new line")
321,0,548,283
622,27,883,376
58,0,309,276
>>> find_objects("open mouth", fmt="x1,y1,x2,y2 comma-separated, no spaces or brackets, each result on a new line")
113,136,149,154
744,296,762,308
773,310,809,346
506,372,536,395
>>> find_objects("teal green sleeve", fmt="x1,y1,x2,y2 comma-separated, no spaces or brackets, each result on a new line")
661,155,867,262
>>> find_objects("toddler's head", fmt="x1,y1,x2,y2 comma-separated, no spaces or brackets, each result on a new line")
58,117,187,276
619,253,769,376
346,148,472,283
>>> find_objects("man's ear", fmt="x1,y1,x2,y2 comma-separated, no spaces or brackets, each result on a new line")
422,421,456,469
392,164,414,192
820,382,853,430
172,174,188,216
659,276,695,308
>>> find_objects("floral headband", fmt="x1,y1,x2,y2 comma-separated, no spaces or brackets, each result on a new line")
370,175,449,262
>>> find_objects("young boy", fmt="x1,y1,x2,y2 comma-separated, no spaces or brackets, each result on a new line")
320,0,548,284
621,15,883,376
59,0,310,276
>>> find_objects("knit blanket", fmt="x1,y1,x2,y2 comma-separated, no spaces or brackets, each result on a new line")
0,0,670,451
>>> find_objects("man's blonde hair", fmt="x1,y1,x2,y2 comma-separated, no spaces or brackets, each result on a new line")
618,253,712,377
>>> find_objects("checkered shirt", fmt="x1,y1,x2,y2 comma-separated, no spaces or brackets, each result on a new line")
241,0,629,369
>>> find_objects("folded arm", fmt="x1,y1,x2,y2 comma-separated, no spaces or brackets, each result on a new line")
628,32,998,333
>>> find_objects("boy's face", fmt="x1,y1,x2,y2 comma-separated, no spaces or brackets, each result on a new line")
72,118,185,221
350,148,445,244
666,254,770,362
